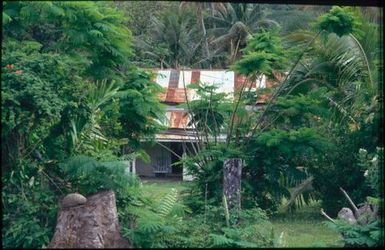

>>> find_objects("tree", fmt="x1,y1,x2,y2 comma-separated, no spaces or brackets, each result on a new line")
3,1,133,81
179,2,227,68
282,6,382,214
133,8,204,68
207,3,279,65
2,2,165,248
182,28,291,214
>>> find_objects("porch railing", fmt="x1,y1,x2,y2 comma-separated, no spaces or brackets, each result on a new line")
153,158,171,174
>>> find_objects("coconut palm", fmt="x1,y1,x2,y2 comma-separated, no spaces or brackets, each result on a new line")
179,2,227,68
283,7,380,128
134,8,206,68
207,3,279,65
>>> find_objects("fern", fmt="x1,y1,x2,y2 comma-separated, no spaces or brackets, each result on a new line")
158,188,178,218
59,155,139,196
123,188,186,248
325,220,383,247
210,227,264,248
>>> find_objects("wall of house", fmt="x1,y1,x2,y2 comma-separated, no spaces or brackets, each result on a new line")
136,143,171,177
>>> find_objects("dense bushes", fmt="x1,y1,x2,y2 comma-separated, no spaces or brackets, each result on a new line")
59,155,140,197
2,1,163,248
1,2,382,248
2,160,58,248
324,147,384,247
124,199,279,248
167,206,280,248
1,155,141,249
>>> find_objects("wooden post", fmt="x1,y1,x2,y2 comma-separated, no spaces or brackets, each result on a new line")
223,158,242,210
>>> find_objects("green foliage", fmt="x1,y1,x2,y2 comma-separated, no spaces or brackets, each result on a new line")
3,1,132,80
282,7,381,216
232,28,286,77
59,155,140,197
117,68,166,148
317,6,360,37
2,160,58,248
208,3,278,65
360,147,384,197
186,83,232,137
1,39,86,167
326,220,383,247
232,51,273,77
183,74,332,213
209,224,275,248
133,7,204,68
265,5,329,35
121,188,187,248
242,127,331,211
159,205,275,248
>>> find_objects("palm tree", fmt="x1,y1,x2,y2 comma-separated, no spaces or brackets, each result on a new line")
179,2,227,68
207,3,279,65
283,11,379,127
134,8,204,68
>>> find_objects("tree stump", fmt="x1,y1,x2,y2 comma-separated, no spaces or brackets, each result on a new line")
48,190,131,248
223,158,243,210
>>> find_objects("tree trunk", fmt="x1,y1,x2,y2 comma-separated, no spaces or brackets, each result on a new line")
198,9,210,65
48,190,131,248
223,158,242,210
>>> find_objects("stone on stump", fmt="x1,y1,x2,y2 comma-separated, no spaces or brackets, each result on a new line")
48,190,130,248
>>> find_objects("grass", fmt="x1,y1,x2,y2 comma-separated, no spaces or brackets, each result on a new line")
140,179,343,248
271,200,343,247
140,178,192,202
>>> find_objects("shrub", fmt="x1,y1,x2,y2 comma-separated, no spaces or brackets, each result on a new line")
163,205,276,248
59,155,140,198
121,188,188,248
2,160,58,248
326,220,383,247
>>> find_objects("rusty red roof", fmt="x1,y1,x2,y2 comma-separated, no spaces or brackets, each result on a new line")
151,69,278,104
150,69,282,131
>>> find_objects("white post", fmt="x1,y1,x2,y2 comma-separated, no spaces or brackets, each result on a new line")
132,157,136,175
182,144,194,181
123,160,131,174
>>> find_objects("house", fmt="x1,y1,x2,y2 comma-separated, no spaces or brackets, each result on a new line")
129,69,277,180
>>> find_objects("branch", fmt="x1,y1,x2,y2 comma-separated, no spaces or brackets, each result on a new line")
245,30,325,145
339,187,359,215
180,66,203,150
227,76,248,146
349,34,373,87
321,208,336,223
156,142,182,160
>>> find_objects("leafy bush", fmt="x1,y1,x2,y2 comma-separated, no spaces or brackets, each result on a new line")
2,161,58,248
361,147,384,197
167,206,277,248
326,220,383,247
317,6,360,37
121,188,188,248
59,155,140,198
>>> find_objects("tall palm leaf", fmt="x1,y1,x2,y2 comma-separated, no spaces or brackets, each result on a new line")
134,8,205,68
208,3,279,64
285,27,378,126
70,80,119,154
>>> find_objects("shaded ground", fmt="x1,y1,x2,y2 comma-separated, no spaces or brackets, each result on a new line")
139,178,343,248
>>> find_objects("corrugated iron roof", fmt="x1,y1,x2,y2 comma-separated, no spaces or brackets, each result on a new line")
155,133,199,142
148,69,283,138
166,110,190,129
151,69,278,104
